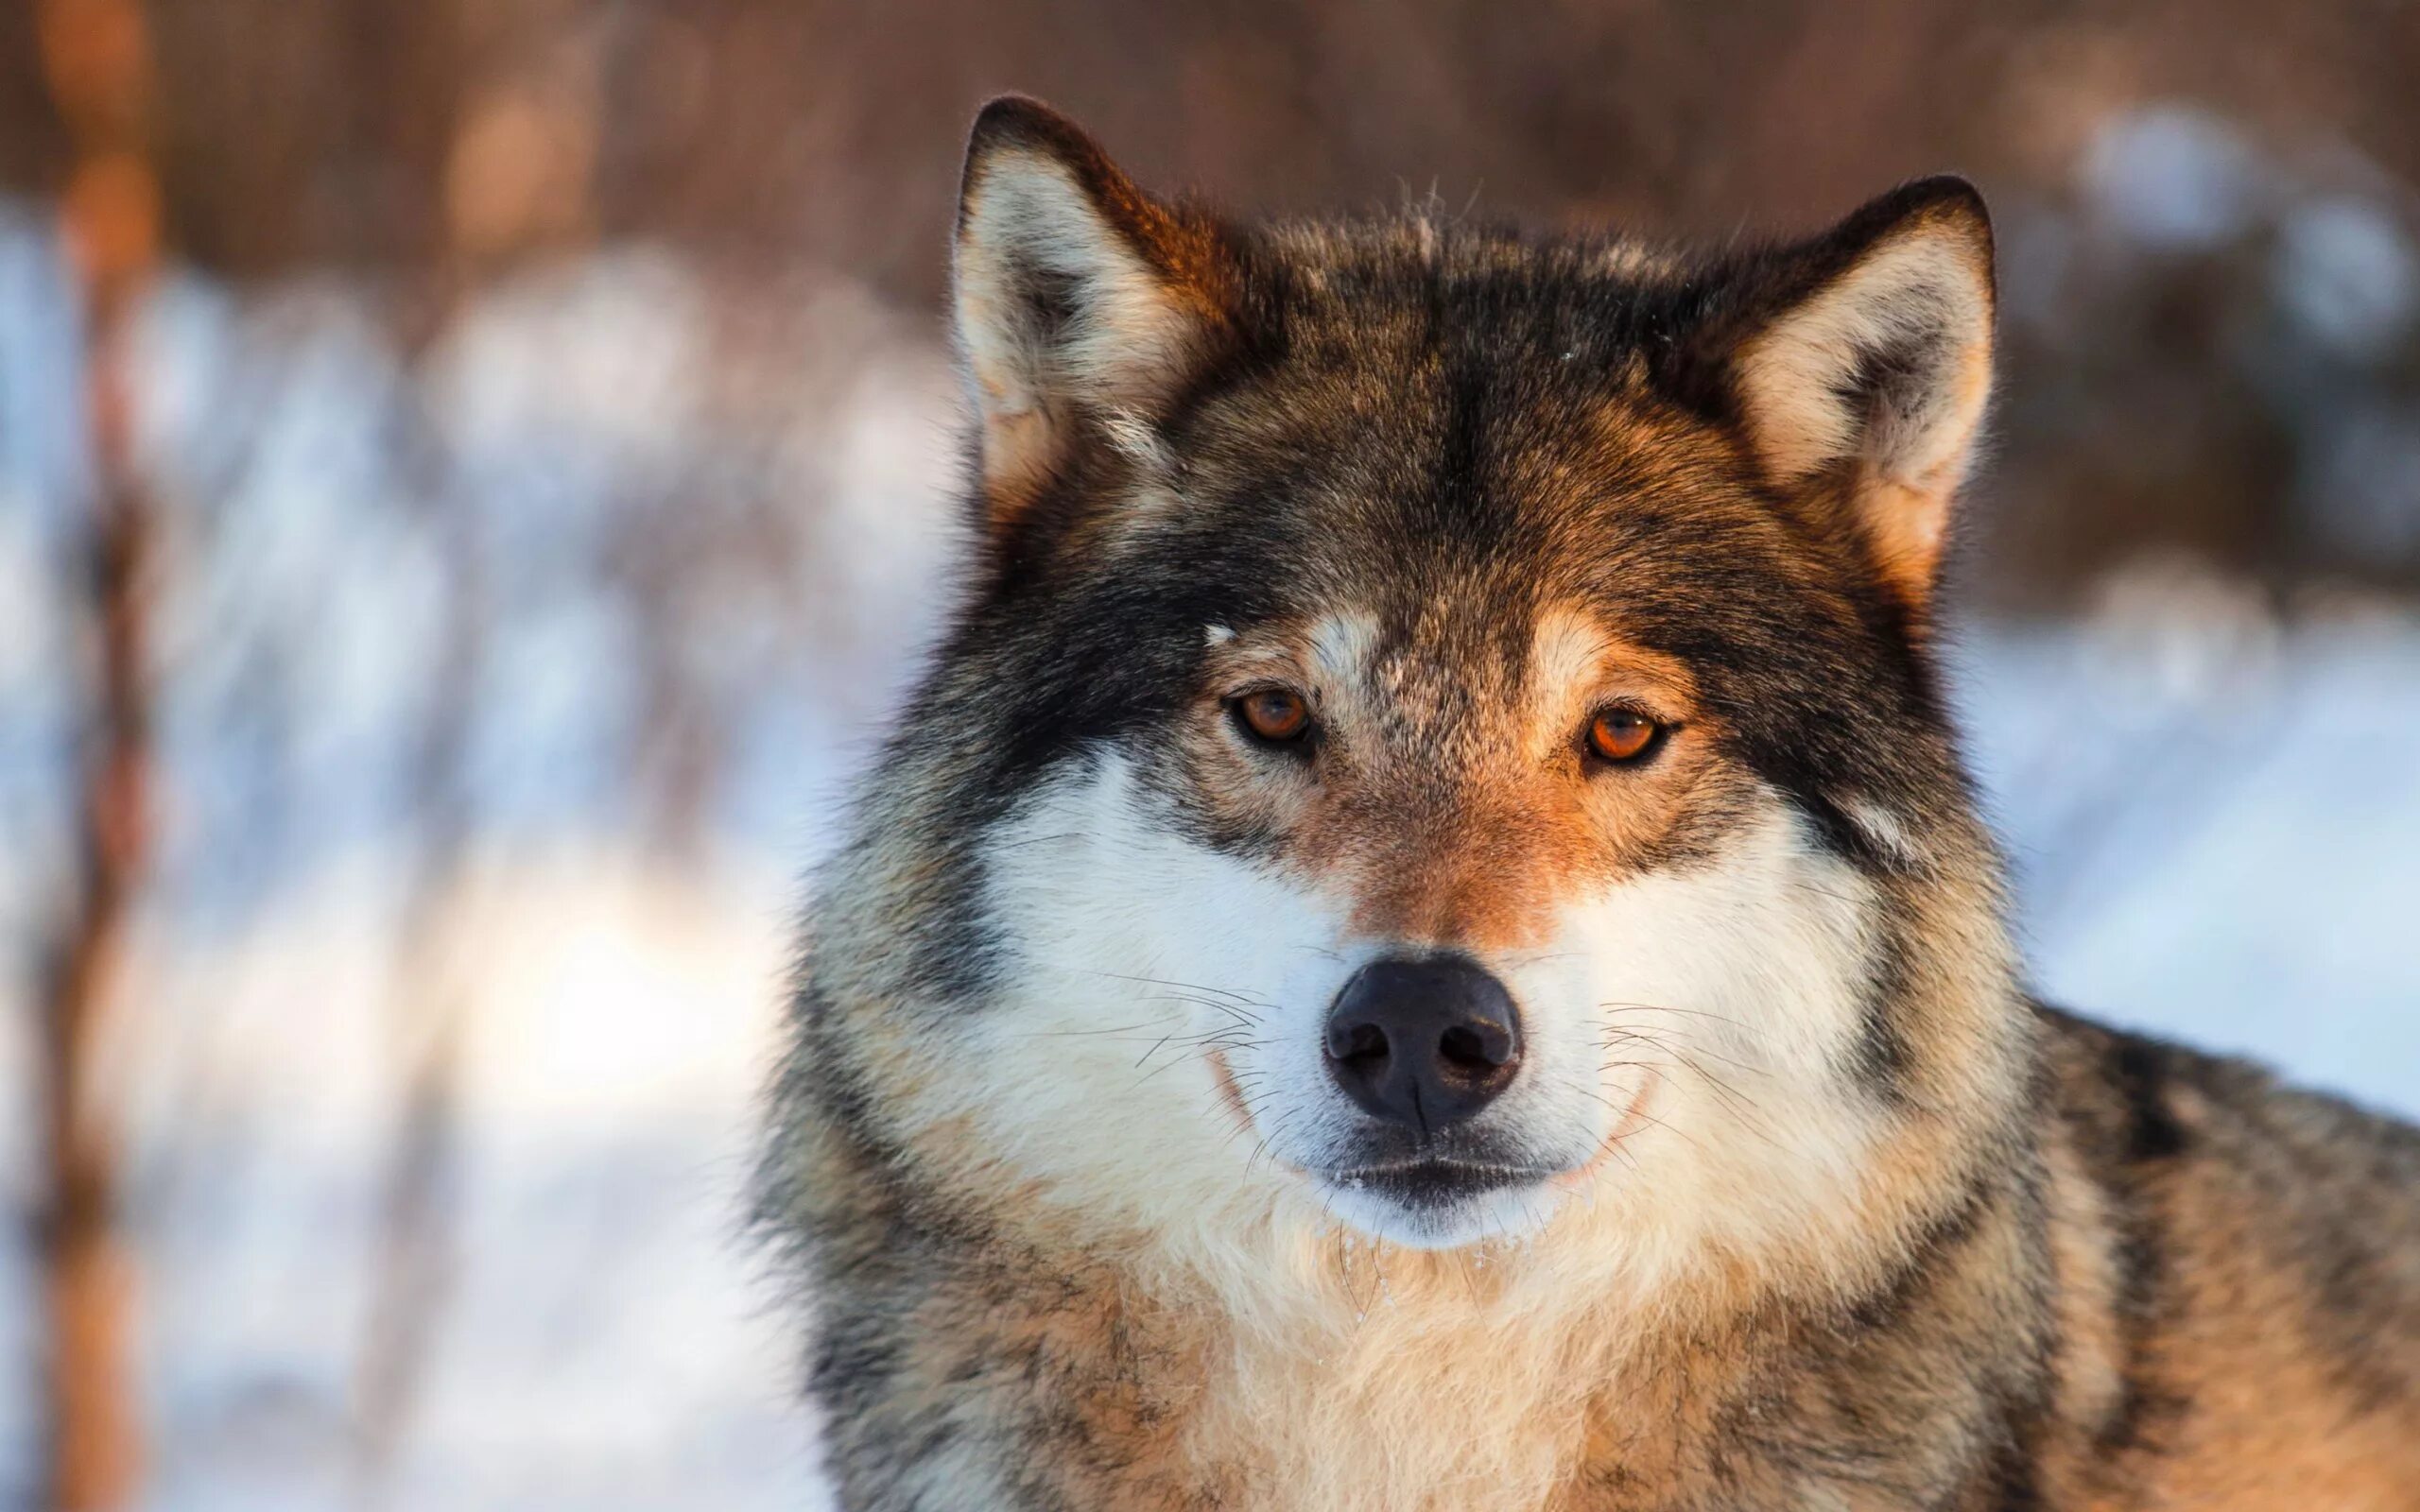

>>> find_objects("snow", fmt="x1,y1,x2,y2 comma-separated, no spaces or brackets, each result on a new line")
1959,570,2420,1115
38,854,825,1512
2081,106,2263,252
2273,195,2419,361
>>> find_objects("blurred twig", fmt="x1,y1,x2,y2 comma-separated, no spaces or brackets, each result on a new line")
32,0,162,1506
347,379,477,1502
350,17,615,1497
345,229,478,1512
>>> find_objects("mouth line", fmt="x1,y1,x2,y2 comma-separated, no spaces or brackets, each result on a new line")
1310,1159,1568,1185
1306,1155,1571,1221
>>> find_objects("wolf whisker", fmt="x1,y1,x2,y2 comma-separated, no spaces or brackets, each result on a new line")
1602,1037,1764,1109
1601,1047,1776,1149
1017,1016,1186,1039
1081,970,1270,1007
1600,1026,1770,1079
1125,993,1266,1027
1596,1001,1759,1034
982,830,1091,851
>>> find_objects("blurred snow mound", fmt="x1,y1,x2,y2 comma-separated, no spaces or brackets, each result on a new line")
1958,560,2420,1116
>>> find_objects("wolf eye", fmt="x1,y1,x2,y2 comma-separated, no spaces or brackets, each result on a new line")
1586,708,1663,765
1232,688,1313,746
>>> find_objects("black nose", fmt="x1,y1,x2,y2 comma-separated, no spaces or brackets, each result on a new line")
1323,956,1524,1136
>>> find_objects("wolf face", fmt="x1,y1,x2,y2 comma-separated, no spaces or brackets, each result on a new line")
810,96,2021,1278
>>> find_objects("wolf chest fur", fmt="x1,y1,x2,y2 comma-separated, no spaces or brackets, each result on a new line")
759,96,2420,1510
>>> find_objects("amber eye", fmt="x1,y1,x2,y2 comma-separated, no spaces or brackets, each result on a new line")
1233,688,1313,745
1586,708,1662,765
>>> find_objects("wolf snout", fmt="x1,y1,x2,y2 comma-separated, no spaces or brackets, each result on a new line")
1323,956,1524,1135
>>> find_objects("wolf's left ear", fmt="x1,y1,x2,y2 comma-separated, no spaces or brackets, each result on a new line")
952,96,1236,529
1710,178,1996,610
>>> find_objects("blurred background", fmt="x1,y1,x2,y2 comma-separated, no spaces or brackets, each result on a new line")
2,0,2417,1507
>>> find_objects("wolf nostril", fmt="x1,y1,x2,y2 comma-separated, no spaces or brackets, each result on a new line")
1323,955,1524,1136
1437,1022,1511,1074
1330,1020,1390,1067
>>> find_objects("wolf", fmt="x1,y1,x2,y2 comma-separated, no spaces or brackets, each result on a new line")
759,95,2420,1510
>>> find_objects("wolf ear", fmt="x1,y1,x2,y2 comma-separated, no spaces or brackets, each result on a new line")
952,96,1233,527
1715,178,1996,610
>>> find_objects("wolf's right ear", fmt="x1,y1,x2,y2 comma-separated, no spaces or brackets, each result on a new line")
1698,178,1996,614
952,96,1235,529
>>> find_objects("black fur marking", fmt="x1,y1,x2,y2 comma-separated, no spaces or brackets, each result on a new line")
1792,786,1902,873
1981,1424,2048,1512
2078,1028,2190,1466
1850,920,1919,1108
2092,1220,2178,1465
2107,1039,2190,1163
1842,1162,1996,1337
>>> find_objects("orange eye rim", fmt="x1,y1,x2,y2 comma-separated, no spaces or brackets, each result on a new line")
1585,707,1664,765
1232,687,1314,745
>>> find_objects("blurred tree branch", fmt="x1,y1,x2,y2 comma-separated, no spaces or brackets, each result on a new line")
33,0,162,1506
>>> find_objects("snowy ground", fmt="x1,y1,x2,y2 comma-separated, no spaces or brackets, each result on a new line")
1962,574,2420,1111
2,199,2415,1507
0,857,824,1511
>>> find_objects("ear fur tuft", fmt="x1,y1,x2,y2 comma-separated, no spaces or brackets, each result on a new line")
1724,177,1996,609
952,96,1230,525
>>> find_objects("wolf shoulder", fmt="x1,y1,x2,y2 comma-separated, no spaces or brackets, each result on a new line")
2036,1003,2420,1211
2033,1001,2420,1499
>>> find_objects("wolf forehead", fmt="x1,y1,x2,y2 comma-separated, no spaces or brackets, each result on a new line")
1015,219,1882,622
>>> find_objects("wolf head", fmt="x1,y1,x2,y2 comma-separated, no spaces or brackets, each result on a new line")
804,97,2026,1284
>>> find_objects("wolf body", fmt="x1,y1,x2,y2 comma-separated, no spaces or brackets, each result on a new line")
761,97,2420,1510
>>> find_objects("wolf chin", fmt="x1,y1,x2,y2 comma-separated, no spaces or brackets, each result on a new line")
761,96,2420,1510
